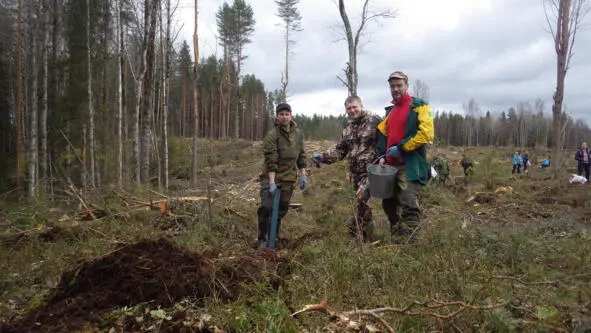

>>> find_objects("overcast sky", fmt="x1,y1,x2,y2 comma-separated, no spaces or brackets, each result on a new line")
176,0,590,123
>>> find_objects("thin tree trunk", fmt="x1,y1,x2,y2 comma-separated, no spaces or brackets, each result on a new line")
87,0,95,187
82,125,87,189
28,22,38,198
225,54,231,137
40,0,49,187
191,0,199,186
162,0,170,190
16,0,23,188
117,0,123,187
234,105,239,139
219,65,225,138
134,79,143,184
256,93,260,139
209,89,212,138
235,47,241,139
140,0,159,184
281,26,289,101
181,77,186,136
134,0,149,185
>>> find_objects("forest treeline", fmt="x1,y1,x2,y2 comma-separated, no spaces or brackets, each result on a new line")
0,0,589,195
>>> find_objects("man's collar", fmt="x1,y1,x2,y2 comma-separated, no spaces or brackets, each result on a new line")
392,93,412,106
348,110,366,123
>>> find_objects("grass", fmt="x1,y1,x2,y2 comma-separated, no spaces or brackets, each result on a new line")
1,142,590,332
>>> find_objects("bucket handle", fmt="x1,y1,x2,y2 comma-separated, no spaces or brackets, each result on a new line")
372,154,385,165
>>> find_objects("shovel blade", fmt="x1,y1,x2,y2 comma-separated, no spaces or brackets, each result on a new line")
268,190,281,250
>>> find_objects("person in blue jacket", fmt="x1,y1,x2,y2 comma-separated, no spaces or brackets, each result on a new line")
539,157,551,169
512,151,522,174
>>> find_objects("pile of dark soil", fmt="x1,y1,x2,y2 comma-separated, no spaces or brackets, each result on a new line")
2,237,288,332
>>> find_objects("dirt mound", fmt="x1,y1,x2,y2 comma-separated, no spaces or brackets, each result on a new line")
51,238,212,310
4,237,288,332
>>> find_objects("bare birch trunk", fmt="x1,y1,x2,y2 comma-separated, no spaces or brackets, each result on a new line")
134,0,149,184
28,24,38,198
16,0,23,188
117,0,123,187
87,0,95,187
82,125,87,189
40,0,49,187
134,79,143,184
162,0,170,190
191,0,199,186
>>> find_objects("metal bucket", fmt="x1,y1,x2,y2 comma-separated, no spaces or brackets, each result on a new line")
367,164,397,199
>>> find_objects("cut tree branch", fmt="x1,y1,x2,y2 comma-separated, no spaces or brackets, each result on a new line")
292,299,510,331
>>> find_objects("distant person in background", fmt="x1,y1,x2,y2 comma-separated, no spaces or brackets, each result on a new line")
521,150,530,173
431,156,449,186
512,151,522,174
539,157,551,169
461,154,474,186
575,142,591,180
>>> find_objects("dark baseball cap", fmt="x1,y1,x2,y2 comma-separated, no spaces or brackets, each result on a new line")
276,103,292,113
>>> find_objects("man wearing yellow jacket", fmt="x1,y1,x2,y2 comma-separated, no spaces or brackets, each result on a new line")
377,71,434,243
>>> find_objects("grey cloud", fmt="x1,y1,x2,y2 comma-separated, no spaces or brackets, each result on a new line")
352,0,590,120
187,0,590,122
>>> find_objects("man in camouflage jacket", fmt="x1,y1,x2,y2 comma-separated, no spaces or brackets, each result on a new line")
313,96,381,241
257,103,308,250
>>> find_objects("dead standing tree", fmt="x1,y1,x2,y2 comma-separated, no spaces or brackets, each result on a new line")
543,0,590,177
191,0,199,186
276,0,302,102
411,79,430,101
336,0,395,96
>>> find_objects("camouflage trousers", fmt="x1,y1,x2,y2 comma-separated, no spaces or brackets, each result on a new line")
436,174,448,186
347,172,372,240
257,179,295,242
381,166,422,240
464,167,474,186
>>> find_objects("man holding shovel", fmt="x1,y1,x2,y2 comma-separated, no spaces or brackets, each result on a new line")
257,103,308,250
312,96,381,242
377,71,434,243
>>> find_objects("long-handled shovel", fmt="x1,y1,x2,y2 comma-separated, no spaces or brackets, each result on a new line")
268,189,281,251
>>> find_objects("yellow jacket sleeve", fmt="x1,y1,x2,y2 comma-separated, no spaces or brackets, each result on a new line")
402,104,435,152
377,115,388,137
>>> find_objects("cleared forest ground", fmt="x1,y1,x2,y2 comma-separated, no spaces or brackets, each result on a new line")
1,141,590,332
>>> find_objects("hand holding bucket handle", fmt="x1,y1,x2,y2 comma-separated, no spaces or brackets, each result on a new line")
367,156,397,199
373,155,386,167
